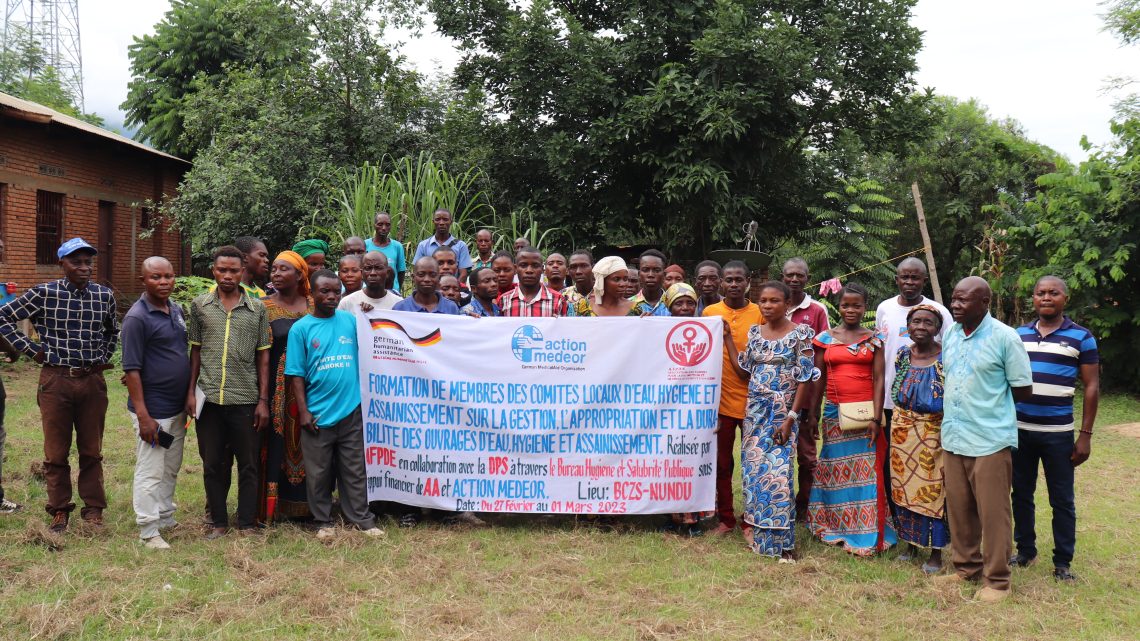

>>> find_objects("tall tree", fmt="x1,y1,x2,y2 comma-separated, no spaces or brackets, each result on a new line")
430,0,926,258
867,97,1061,302
165,0,432,256
122,0,311,157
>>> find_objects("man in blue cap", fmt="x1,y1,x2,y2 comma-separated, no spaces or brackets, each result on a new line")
0,238,119,533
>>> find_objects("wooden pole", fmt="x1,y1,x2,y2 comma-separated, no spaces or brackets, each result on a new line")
910,182,943,304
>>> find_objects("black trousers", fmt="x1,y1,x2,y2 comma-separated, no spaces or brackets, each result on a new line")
197,402,259,528
1012,429,1077,568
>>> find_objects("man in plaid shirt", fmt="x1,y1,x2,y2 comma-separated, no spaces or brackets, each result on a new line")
0,238,119,533
497,247,568,317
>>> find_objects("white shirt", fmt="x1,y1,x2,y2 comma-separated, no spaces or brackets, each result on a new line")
875,295,953,410
338,288,403,313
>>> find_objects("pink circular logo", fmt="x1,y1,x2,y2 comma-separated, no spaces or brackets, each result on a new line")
666,321,713,367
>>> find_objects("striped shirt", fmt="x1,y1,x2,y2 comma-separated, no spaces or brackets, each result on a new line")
1015,316,1098,432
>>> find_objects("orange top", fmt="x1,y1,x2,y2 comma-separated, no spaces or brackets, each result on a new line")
703,301,764,419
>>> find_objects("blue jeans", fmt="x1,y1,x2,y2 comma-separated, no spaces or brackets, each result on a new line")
1011,429,1076,568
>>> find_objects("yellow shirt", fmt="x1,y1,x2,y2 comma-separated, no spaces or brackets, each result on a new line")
703,301,764,419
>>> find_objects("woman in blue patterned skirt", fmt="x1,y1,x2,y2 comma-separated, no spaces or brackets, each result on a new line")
724,281,819,561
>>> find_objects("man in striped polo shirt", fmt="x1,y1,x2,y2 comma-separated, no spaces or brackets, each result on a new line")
1011,275,1099,582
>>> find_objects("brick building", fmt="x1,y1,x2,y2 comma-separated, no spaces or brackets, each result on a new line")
0,91,189,302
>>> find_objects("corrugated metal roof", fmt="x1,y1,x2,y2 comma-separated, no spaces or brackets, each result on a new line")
0,90,189,165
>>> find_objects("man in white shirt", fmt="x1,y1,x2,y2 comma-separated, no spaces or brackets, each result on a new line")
339,251,402,313
876,257,953,421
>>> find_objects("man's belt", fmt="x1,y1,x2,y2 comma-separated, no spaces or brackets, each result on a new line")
44,364,102,377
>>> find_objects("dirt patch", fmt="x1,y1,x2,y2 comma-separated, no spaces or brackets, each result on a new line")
1107,423,1140,438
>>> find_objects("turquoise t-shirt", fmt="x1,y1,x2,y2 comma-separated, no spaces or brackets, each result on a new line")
942,313,1034,457
284,311,361,428
365,238,407,288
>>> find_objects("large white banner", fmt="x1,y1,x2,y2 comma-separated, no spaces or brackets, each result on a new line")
356,311,723,515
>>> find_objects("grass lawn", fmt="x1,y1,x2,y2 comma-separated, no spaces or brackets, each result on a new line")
0,360,1137,640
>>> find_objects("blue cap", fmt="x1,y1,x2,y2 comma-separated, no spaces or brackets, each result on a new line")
57,237,97,259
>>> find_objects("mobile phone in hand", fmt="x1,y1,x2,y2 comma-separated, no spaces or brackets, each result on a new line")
157,429,175,449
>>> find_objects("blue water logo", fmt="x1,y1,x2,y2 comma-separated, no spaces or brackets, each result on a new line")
511,325,544,362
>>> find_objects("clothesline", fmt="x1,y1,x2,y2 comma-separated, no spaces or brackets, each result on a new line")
807,247,926,289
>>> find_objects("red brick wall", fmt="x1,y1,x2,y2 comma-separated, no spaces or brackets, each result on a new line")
0,119,188,303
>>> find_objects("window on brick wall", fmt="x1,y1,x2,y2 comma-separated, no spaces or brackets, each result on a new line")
36,190,64,265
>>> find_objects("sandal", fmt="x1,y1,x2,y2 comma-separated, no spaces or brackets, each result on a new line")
398,513,420,528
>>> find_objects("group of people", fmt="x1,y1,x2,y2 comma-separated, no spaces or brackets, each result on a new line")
0,209,1100,605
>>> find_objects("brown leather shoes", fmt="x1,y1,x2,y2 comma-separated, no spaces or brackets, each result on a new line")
82,511,105,530
49,511,69,533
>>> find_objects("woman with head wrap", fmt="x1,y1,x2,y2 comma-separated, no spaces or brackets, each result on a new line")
663,264,686,289
569,256,637,317
292,239,330,272
257,251,314,523
889,304,949,574
663,282,698,318
660,280,715,536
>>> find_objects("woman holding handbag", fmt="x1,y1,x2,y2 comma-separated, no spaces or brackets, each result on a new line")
805,283,897,555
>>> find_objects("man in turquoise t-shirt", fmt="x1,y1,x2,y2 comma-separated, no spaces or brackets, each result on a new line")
365,212,407,291
285,270,382,539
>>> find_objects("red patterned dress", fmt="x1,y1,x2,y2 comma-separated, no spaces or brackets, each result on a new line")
805,330,897,555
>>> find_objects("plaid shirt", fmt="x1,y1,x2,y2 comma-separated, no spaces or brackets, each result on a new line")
0,279,120,367
497,284,568,317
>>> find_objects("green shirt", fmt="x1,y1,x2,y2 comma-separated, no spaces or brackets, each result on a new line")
188,290,271,405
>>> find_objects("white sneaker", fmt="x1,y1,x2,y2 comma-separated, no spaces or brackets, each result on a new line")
316,526,337,540
361,526,386,538
0,498,21,514
142,535,171,550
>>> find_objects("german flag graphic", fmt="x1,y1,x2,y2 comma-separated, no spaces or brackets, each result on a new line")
369,318,442,346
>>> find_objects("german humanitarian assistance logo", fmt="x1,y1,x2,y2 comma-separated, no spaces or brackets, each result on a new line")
666,321,713,367
370,318,442,346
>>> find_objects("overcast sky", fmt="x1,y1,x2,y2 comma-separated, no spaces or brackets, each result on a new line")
68,0,1140,161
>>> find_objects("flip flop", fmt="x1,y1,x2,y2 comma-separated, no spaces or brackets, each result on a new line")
921,561,942,575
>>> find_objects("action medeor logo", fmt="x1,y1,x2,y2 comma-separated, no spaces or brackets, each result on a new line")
510,325,588,366
665,321,713,367
511,325,544,362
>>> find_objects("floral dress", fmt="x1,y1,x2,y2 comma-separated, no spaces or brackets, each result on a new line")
738,324,820,556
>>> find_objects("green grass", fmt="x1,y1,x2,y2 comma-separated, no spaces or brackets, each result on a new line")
0,361,1137,640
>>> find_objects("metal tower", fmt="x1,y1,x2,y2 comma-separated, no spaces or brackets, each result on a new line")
3,0,85,110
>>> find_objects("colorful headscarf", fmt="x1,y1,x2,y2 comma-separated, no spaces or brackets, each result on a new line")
275,250,311,296
665,264,685,278
663,282,697,311
291,238,329,258
592,255,628,302
906,303,944,328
